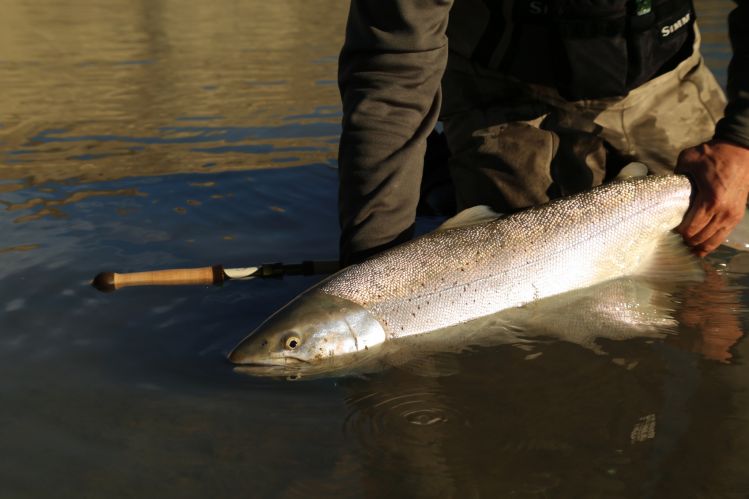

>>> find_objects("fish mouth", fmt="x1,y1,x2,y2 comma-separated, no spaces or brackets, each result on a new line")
231,357,312,379
230,356,309,367
229,355,310,373
227,339,311,365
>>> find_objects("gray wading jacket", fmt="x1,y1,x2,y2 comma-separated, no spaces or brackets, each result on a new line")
337,0,749,264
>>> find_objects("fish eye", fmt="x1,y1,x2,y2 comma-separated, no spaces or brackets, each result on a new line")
284,335,301,350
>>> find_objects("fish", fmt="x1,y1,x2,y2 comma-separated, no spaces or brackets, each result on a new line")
229,174,704,376
232,275,683,379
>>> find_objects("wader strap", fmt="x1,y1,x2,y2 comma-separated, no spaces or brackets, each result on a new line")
472,0,519,69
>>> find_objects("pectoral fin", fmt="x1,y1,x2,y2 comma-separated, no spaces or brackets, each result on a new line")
436,205,501,231
615,162,649,179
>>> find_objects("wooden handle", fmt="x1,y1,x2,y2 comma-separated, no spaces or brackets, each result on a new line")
92,265,224,292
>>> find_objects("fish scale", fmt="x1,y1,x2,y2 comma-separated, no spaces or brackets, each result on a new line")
318,175,693,338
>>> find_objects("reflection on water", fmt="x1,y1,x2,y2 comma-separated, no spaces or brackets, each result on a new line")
0,0,342,185
1,0,748,497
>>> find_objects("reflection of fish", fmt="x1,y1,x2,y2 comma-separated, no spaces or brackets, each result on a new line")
230,175,703,376
497,276,679,353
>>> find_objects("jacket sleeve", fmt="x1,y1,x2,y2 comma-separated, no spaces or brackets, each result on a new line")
337,0,452,265
714,0,749,147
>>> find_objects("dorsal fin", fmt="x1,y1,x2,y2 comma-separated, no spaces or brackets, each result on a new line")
615,161,649,179
436,205,501,231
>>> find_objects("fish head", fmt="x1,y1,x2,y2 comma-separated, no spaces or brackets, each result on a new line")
228,291,386,376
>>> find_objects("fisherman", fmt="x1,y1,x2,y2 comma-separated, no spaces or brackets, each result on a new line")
337,0,749,266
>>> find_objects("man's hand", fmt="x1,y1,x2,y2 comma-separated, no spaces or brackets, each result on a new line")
675,139,749,257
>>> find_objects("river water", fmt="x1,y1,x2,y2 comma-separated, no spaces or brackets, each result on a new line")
1,1,748,498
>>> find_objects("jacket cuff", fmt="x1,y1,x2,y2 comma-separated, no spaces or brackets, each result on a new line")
714,96,749,149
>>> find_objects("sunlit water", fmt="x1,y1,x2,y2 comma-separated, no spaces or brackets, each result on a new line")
1,1,748,498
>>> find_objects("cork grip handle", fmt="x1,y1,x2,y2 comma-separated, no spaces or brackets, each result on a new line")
92,265,224,292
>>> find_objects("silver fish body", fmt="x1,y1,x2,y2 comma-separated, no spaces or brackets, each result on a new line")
318,174,692,337
229,175,695,371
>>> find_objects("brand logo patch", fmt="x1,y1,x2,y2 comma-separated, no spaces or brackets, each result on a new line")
528,0,548,15
660,12,691,38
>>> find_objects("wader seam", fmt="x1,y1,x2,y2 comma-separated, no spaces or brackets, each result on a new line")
491,0,519,69
620,107,633,156
684,79,720,125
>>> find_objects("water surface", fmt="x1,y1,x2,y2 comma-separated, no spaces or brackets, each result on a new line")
2,1,749,498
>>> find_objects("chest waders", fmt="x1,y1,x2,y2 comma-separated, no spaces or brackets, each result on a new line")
471,0,695,100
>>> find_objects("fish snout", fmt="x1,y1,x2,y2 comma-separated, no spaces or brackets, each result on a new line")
227,337,268,365
227,345,244,364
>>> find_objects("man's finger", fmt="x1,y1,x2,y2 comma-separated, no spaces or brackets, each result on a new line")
677,204,698,235
694,225,734,256
685,213,720,247
673,140,749,256
677,203,713,241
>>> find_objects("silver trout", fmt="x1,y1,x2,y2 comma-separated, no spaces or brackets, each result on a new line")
229,175,702,372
